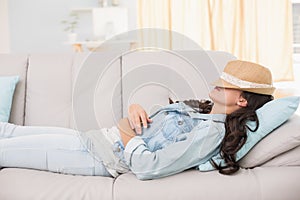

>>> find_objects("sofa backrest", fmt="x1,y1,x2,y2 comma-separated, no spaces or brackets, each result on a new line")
0,54,28,125
1,50,236,130
71,52,124,131
121,50,236,120
25,54,74,127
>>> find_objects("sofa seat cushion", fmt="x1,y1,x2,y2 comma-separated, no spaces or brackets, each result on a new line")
0,168,114,200
114,167,300,200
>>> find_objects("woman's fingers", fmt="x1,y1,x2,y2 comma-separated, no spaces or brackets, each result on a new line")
142,114,153,127
128,118,134,129
147,116,153,123
127,104,153,134
140,114,148,128
133,113,142,134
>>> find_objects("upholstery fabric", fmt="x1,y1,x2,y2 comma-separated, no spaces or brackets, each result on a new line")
0,51,300,200
0,54,28,125
25,54,74,127
262,145,300,167
0,168,114,200
71,52,123,131
199,96,300,171
114,167,300,200
121,50,236,119
0,76,19,122
239,114,300,167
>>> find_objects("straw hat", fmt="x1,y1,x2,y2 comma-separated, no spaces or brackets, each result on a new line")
213,60,275,95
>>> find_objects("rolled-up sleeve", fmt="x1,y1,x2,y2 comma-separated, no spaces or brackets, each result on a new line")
123,121,224,180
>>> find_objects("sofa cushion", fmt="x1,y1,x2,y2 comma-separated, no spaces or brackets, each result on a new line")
121,50,236,118
239,114,300,167
0,76,19,122
25,54,73,127
262,145,300,167
0,168,114,200
198,96,300,171
0,54,28,125
237,96,300,161
114,167,300,200
71,52,123,131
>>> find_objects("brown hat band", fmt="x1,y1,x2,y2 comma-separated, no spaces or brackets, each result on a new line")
220,72,274,89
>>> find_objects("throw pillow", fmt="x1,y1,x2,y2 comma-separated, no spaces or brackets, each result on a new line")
198,96,300,171
239,114,300,167
0,76,19,122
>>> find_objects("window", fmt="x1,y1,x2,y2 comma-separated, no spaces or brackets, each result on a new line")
292,2,300,54
292,1,300,81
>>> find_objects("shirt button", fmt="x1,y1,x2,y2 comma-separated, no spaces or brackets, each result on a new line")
115,147,121,152
178,120,183,125
164,111,169,115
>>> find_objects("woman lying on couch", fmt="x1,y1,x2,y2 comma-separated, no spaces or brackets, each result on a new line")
0,60,283,180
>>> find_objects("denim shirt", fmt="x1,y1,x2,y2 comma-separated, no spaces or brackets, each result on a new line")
123,102,226,180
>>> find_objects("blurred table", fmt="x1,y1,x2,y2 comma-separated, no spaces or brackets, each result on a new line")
67,40,138,52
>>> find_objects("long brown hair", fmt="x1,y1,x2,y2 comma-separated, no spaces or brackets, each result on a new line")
170,91,273,175
211,91,273,174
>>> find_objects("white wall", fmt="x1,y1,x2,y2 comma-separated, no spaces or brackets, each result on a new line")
0,0,10,53
6,0,137,53
120,0,137,32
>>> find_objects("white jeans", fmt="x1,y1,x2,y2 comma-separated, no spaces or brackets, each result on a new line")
0,122,111,177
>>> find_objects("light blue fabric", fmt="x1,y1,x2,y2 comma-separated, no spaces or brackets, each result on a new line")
0,76,19,122
198,96,300,171
0,122,111,176
123,102,226,180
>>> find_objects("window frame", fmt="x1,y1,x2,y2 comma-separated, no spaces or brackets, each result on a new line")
292,0,300,79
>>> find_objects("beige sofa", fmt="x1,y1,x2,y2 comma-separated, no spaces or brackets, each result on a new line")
0,51,299,200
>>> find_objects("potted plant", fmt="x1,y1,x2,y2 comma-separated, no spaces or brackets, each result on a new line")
61,13,79,43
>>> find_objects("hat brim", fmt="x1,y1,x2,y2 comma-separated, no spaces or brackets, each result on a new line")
212,78,276,95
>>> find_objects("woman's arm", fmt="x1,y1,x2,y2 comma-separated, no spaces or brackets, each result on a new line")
123,121,224,180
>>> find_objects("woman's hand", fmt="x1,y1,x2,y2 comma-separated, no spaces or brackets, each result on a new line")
128,104,153,134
